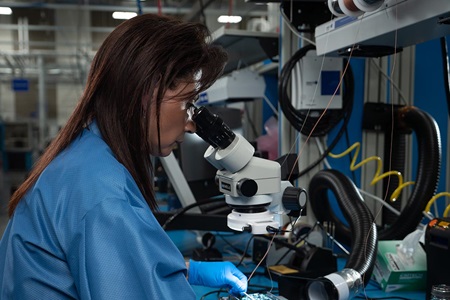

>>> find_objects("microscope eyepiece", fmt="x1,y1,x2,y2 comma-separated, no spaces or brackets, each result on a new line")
191,106,236,149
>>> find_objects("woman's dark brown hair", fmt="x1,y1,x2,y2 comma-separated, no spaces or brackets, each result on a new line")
8,13,228,216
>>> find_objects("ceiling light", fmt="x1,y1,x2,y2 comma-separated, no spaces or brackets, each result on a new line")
112,11,137,20
0,7,12,15
217,15,242,24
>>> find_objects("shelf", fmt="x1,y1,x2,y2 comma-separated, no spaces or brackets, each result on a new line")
211,27,279,75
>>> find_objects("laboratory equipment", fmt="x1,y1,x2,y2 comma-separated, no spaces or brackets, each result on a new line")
425,218,450,300
315,0,450,57
220,292,288,300
199,69,266,105
328,0,385,17
191,105,307,235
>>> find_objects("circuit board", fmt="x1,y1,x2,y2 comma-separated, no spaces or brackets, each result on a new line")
241,293,283,300
220,292,287,300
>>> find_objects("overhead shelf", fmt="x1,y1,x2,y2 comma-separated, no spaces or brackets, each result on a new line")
211,27,279,75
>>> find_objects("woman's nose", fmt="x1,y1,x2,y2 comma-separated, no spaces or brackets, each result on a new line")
185,119,196,134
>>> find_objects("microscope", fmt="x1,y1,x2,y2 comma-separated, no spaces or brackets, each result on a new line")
191,105,307,235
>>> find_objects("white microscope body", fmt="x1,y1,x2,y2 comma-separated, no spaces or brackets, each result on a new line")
192,105,306,234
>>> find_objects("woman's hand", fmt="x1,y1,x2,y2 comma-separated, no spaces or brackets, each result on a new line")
187,260,248,296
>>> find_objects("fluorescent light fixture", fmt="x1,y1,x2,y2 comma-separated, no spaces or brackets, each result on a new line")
217,15,242,24
112,11,137,20
0,7,12,15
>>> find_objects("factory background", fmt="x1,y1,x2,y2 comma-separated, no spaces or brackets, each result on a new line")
0,0,274,211
0,0,449,298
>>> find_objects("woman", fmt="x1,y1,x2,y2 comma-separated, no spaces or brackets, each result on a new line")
0,13,247,299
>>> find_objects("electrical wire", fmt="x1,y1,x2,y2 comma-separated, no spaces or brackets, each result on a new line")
358,189,400,216
247,234,276,283
237,235,255,267
369,58,408,105
263,95,279,118
279,44,353,137
217,233,252,259
354,297,412,300
316,221,350,256
157,0,162,15
161,198,226,230
199,289,228,299
279,4,316,46
273,222,319,266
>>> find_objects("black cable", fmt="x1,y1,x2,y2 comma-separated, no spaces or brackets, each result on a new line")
440,36,450,119
199,289,228,300
354,297,412,300
278,45,355,178
236,235,255,267
273,222,319,265
161,198,225,230
279,45,354,136
217,233,251,258
258,234,310,255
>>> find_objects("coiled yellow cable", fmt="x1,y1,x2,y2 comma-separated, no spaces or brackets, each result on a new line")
328,142,415,202
425,192,450,215
444,205,450,218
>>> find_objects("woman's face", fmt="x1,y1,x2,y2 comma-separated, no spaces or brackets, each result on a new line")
148,82,197,157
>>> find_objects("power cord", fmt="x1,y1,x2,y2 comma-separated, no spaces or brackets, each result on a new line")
161,198,227,230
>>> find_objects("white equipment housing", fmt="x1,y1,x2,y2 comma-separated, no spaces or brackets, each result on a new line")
198,69,266,105
315,0,450,57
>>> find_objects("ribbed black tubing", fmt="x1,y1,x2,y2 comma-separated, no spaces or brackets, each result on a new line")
377,106,441,240
311,106,441,245
309,169,378,285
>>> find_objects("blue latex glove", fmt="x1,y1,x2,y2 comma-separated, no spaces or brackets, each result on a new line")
188,260,248,296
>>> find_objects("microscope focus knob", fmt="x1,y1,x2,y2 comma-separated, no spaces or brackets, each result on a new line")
282,187,307,216
237,178,258,197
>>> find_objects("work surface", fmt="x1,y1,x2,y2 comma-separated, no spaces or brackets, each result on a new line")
168,230,426,300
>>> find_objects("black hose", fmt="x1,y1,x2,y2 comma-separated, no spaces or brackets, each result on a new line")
312,106,441,243
309,169,378,285
377,106,441,240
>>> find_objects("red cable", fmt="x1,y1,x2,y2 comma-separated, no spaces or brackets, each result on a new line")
157,0,162,15
225,0,233,28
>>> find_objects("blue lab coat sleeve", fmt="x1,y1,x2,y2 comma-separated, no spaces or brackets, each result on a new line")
0,121,196,299
68,197,195,300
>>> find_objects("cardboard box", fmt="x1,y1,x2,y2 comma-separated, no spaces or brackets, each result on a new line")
372,240,427,293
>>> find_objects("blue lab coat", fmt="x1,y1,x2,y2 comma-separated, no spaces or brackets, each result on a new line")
0,121,196,299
